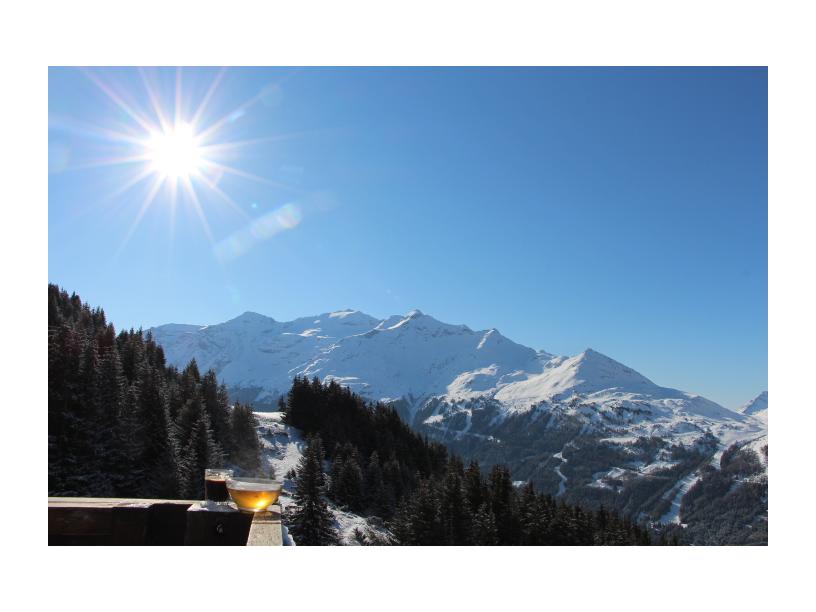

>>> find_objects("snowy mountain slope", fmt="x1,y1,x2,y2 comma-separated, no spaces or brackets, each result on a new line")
493,348,740,422
152,309,545,411
299,310,543,408
738,391,768,422
153,310,381,403
418,347,761,454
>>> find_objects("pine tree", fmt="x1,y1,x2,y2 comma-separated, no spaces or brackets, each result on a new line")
471,503,499,545
111,385,143,495
463,460,486,513
48,288,62,329
441,462,469,544
337,450,364,511
518,482,541,545
201,371,231,451
389,503,414,545
181,409,225,498
77,335,106,493
364,451,390,516
406,479,443,545
90,348,127,496
382,456,403,506
288,435,339,545
177,395,204,448
134,364,179,498
489,464,520,544
118,330,144,383
229,403,261,472
329,449,345,500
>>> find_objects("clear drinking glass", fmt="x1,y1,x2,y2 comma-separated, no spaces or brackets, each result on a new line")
225,477,282,513
204,468,234,502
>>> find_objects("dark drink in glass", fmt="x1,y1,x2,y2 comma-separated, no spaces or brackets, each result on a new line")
204,468,233,502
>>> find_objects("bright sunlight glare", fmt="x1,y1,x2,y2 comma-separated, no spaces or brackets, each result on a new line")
145,122,202,178
66,68,304,256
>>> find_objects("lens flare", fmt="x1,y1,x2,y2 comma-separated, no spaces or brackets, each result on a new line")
214,203,302,262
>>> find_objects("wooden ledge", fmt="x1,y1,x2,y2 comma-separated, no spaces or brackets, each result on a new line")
246,505,283,546
48,498,284,546
48,497,198,508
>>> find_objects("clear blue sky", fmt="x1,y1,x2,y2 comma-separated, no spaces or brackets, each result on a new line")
48,67,767,408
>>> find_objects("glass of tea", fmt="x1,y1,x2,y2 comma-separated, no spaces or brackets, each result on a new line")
225,477,282,513
204,468,234,503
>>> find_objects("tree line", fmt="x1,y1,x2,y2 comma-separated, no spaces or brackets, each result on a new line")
48,284,261,499
283,376,656,545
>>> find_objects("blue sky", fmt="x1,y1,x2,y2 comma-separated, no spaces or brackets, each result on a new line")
48,67,767,408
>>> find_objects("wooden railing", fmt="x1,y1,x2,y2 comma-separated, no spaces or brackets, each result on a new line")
48,497,283,546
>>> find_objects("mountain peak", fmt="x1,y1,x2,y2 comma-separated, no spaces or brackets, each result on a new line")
232,311,275,323
570,348,653,384
739,391,768,417
328,309,362,319
385,309,454,332
576,347,622,365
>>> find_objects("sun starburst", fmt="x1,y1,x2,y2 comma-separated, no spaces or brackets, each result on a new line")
66,67,302,256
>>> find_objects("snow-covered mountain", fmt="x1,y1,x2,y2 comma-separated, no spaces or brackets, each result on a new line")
152,308,544,409
493,347,740,423
151,309,380,404
738,391,768,422
151,308,757,440
152,308,767,524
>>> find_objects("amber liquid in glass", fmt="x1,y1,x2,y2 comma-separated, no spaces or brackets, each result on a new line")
227,486,280,512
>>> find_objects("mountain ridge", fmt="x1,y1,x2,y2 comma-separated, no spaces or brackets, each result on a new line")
150,307,749,427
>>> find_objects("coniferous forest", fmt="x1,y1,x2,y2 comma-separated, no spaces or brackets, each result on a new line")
48,284,261,499
282,376,657,545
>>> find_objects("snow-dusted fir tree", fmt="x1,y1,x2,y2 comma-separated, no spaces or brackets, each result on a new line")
228,402,262,472
288,435,339,545
180,409,224,498
471,503,499,545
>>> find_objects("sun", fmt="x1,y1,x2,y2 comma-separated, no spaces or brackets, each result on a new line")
70,68,304,252
145,122,203,178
